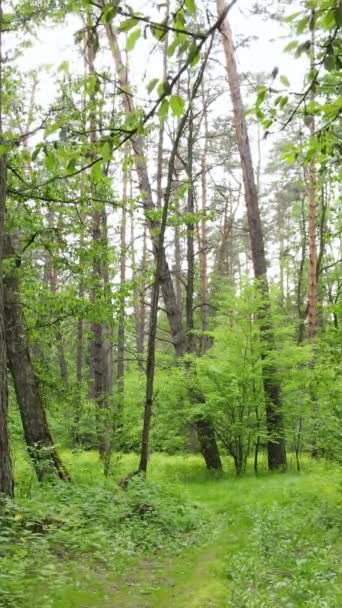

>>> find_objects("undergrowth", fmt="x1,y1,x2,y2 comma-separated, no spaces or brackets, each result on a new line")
226,484,342,607
0,464,206,608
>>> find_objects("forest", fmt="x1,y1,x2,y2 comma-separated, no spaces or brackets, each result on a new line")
0,0,341,606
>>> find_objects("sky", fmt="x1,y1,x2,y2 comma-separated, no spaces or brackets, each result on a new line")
13,0,306,116
9,0,308,282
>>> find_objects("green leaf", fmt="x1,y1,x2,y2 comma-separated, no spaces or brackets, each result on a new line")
167,38,179,58
280,75,290,87
334,6,342,27
102,4,117,24
170,95,185,117
279,95,288,108
185,0,196,14
146,78,159,94
91,162,103,183
151,23,166,41
126,27,141,51
296,16,309,34
187,43,200,66
31,145,42,161
67,158,76,172
119,17,138,32
284,40,298,52
158,99,169,120
100,141,112,162
157,80,170,97
256,86,267,107
45,153,57,172
324,54,336,72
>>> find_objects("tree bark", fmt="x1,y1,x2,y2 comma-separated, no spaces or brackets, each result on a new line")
104,20,186,358
0,1,14,497
86,21,112,462
117,164,127,397
199,82,210,352
4,238,69,481
0,157,14,498
46,213,68,383
186,109,195,353
156,0,170,209
216,0,286,470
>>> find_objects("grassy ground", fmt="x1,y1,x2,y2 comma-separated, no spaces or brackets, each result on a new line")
1,452,341,607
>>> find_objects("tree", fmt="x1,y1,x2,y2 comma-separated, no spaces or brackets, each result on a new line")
216,0,286,470
0,159,13,498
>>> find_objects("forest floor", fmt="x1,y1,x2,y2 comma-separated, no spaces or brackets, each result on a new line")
2,453,341,608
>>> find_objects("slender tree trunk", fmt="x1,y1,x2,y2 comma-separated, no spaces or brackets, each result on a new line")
186,110,195,353
199,82,210,352
104,20,186,357
307,21,319,457
216,0,286,470
0,2,14,497
130,202,145,369
184,108,221,470
0,159,14,497
297,196,307,344
47,213,68,383
117,165,127,398
86,21,112,463
156,0,170,209
308,20,318,340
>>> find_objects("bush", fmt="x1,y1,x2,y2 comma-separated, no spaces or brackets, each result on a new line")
0,472,205,607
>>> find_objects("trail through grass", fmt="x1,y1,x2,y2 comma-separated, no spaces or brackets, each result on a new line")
1,453,341,607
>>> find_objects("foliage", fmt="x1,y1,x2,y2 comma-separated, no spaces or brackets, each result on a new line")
0,453,206,607
227,482,342,607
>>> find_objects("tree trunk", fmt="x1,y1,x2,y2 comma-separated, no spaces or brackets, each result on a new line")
199,82,210,352
104,21,221,471
130,201,145,370
4,239,69,482
186,109,195,353
216,0,286,470
0,156,14,498
46,214,68,383
104,20,186,357
308,22,318,340
117,164,127,398
86,21,112,463
156,0,170,209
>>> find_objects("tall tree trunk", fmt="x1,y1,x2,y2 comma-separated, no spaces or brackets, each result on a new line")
4,239,69,481
186,110,195,354
47,213,68,383
130,200,145,369
104,20,186,357
199,82,210,352
307,48,317,339
86,21,112,462
156,0,170,209
104,21,221,471
117,164,127,398
0,2,14,497
216,0,286,470
185,104,222,471
0,159,14,497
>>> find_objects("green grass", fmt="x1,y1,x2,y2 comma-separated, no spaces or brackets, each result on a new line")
1,452,341,607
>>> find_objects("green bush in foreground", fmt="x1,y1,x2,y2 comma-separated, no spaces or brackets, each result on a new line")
0,471,205,608
227,487,342,607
